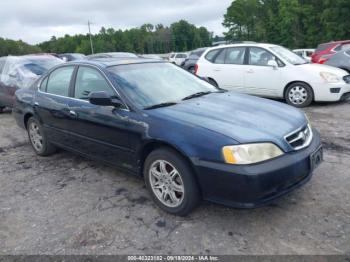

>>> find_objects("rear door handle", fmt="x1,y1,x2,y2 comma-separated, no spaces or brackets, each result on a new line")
34,102,39,106
246,69,254,73
69,110,77,117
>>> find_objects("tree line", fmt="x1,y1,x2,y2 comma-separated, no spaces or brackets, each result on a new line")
223,0,350,48
39,20,212,55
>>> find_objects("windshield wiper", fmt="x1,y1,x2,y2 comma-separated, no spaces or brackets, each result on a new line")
182,91,213,101
144,102,178,110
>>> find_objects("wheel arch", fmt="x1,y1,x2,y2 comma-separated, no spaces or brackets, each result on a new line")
137,140,203,196
23,112,34,129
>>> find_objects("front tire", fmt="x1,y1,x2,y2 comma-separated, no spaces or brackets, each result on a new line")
27,117,56,156
0,107,4,113
285,82,313,108
144,148,200,216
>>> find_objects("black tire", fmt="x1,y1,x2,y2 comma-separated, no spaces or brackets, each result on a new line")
285,82,313,108
188,66,195,74
0,107,4,113
27,117,56,156
208,78,219,88
144,148,200,216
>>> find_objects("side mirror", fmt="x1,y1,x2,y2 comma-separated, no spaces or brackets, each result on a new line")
88,91,122,107
267,60,278,69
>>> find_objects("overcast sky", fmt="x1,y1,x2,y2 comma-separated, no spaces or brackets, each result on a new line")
0,0,232,44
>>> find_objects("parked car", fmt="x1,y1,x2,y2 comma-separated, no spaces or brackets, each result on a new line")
13,58,323,215
168,53,188,65
0,55,63,111
293,49,315,62
58,53,86,62
139,54,163,60
195,43,350,107
311,40,350,64
325,49,350,73
86,52,138,60
181,48,207,73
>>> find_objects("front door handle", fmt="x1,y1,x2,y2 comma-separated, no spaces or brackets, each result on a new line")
246,69,254,73
34,102,39,106
214,68,221,72
69,110,77,117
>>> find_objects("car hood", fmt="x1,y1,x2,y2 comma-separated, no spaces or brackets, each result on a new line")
298,63,348,76
149,92,306,152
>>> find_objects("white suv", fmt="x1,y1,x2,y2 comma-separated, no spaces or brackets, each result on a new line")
195,43,350,107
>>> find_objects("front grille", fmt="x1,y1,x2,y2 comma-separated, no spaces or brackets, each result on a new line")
344,75,350,84
285,125,313,150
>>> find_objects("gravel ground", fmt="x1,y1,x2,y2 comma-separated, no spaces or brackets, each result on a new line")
0,101,349,255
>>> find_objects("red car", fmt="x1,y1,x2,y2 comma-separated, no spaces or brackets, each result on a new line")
311,40,350,64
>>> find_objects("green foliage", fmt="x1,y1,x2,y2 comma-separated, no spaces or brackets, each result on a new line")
223,0,350,48
38,20,213,55
0,38,41,57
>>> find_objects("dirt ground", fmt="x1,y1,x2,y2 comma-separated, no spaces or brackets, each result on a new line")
0,101,349,255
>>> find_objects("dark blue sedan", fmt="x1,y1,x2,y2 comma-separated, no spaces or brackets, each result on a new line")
13,58,323,215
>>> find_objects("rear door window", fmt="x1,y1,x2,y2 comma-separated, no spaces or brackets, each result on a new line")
46,66,74,97
225,47,246,64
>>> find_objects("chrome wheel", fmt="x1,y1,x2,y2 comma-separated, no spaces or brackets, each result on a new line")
149,160,185,208
29,122,43,152
288,85,308,105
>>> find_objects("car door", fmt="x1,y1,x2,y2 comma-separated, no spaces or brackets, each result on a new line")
34,65,76,146
66,65,135,170
206,47,246,91
243,47,282,97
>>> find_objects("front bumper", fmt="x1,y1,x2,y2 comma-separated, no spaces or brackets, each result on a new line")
313,81,350,101
192,129,322,208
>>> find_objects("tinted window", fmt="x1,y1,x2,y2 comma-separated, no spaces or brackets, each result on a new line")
225,47,246,64
176,54,187,58
74,67,114,99
316,43,332,52
205,49,221,63
346,50,350,56
306,51,314,57
46,66,74,96
213,48,226,64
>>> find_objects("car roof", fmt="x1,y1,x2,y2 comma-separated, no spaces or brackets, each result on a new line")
66,57,165,68
206,43,279,50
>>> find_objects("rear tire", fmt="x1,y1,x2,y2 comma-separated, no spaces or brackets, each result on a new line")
285,82,313,108
0,107,4,113
27,117,56,156
188,66,195,74
144,148,200,216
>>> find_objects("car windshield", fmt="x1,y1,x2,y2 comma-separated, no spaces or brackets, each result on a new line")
108,63,218,109
271,46,308,65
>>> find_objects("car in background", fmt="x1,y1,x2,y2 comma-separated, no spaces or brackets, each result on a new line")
311,40,350,64
181,48,207,73
58,53,86,62
13,58,322,215
139,54,163,60
86,52,138,60
293,49,315,62
168,53,188,65
195,43,350,107
325,49,350,73
0,55,63,111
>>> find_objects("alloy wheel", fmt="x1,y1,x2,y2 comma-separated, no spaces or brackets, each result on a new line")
149,160,185,208
28,122,43,152
288,85,308,105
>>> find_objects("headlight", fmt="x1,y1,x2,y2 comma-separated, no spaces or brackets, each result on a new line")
222,143,284,165
320,72,341,83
